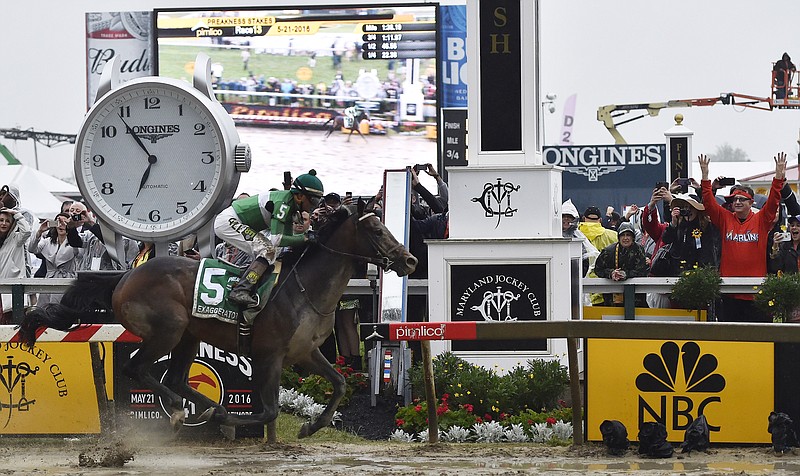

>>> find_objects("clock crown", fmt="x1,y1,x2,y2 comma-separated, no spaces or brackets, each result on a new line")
234,144,252,173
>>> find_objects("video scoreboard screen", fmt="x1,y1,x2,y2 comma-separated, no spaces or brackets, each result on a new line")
360,21,436,60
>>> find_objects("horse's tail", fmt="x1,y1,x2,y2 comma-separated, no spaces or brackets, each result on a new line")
19,271,126,348
322,116,334,128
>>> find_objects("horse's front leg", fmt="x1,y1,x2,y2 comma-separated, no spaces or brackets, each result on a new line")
296,347,346,439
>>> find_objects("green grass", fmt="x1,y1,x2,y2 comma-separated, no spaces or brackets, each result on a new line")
274,412,366,443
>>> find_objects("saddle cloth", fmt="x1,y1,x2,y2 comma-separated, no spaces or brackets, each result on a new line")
192,258,280,324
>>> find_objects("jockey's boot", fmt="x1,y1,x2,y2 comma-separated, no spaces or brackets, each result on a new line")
229,257,271,308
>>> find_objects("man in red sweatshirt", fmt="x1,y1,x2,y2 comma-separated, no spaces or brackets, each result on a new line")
699,152,787,322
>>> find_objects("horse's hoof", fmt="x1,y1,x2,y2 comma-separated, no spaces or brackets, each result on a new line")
220,424,236,440
169,409,186,431
297,422,311,439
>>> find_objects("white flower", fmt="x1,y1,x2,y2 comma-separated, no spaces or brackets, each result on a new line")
504,423,529,443
442,426,472,443
389,429,416,442
472,421,506,443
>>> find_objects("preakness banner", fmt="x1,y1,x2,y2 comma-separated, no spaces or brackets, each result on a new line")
542,144,668,215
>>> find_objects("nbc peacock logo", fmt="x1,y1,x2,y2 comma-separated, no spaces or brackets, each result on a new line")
635,342,725,432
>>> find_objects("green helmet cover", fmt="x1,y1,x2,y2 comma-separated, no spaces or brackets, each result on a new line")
291,169,324,197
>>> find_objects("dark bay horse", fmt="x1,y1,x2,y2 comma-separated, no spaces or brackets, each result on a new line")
20,204,416,442
322,110,370,142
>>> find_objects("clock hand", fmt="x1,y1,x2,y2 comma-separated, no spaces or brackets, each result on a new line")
136,155,158,198
118,113,153,158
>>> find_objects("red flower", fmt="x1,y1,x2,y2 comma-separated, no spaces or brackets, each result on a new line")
463,403,473,413
527,419,533,425
500,412,507,420
441,393,450,402
484,413,492,421
475,417,483,423
336,356,346,366
414,405,422,412
436,405,448,416
558,399,567,408
395,419,405,427
546,417,557,425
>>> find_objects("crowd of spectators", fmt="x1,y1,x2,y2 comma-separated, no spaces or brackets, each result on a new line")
0,162,448,367
568,152,796,322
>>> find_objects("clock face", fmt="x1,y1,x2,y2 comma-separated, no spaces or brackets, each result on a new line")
76,80,226,238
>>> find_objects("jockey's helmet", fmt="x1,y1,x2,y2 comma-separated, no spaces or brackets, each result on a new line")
291,169,324,199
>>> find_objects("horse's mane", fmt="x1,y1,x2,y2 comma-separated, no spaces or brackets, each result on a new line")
279,207,351,268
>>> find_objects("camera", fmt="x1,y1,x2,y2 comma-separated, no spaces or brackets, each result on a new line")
71,214,82,221
413,164,427,172
719,177,736,187
654,181,669,191
679,209,691,217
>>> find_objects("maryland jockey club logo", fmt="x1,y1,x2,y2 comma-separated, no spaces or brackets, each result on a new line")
471,178,520,228
471,286,520,321
636,342,726,432
0,356,38,427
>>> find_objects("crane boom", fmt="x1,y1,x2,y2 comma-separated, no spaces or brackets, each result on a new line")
597,93,774,144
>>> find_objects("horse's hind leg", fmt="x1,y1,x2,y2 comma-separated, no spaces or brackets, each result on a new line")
162,333,227,423
296,347,346,439
123,338,188,431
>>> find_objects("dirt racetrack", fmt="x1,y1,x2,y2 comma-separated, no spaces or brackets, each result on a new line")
2,432,800,475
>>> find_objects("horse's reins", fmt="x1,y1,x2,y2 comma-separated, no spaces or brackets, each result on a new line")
314,213,403,270
269,212,403,317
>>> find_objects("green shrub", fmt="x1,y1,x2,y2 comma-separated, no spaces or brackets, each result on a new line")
280,357,367,407
404,352,570,427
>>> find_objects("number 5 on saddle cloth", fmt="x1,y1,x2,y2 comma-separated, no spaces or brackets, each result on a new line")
191,258,281,325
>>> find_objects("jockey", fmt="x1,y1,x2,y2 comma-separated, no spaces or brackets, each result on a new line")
342,106,359,129
214,170,324,308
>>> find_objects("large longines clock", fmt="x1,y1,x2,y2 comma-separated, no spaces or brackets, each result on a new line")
75,53,250,262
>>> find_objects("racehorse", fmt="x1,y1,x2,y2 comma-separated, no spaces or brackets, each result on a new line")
19,202,416,443
322,110,370,142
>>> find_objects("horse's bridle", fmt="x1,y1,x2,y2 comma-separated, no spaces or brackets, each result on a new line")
271,212,405,316
313,212,404,271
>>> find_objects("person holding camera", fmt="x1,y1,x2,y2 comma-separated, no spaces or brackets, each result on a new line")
699,152,786,322
769,215,800,274
0,206,31,322
661,194,720,275
29,213,84,307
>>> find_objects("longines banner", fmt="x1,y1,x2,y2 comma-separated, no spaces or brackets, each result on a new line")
0,343,104,434
542,144,668,215
586,339,773,443
449,263,547,352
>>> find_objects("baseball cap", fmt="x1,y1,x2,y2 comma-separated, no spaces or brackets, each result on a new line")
617,222,636,237
583,206,602,220
788,215,800,224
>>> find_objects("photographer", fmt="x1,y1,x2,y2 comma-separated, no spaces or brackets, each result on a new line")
661,194,720,274
769,215,800,274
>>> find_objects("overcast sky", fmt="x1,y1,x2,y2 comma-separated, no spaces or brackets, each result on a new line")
539,0,800,169
2,0,799,183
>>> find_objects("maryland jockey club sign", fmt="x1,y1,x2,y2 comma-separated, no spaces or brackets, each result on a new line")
449,263,547,352
542,144,668,214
